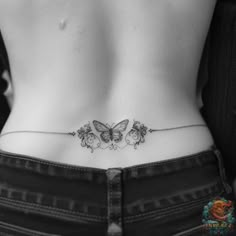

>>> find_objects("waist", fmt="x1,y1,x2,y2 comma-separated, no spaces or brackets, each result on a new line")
9,74,199,126
1,77,214,168
0,114,214,168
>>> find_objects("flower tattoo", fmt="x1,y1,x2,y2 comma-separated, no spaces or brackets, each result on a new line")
74,119,206,152
76,120,149,152
125,121,148,149
77,123,101,153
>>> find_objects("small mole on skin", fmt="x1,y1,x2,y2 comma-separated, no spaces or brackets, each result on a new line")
59,18,67,30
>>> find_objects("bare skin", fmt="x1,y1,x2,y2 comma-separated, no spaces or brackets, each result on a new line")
0,0,217,168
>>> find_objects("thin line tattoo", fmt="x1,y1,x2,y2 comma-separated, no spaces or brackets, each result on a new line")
0,120,207,153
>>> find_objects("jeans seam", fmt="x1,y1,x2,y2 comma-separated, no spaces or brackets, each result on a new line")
124,201,207,224
124,181,223,218
123,149,214,171
212,145,233,194
171,224,204,236
108,176,112,226
0,221,60,236
0,151,104,172
0,183,106,216
0,148,213,172
107,169,123,236
0,196,106,222
123,190,223,222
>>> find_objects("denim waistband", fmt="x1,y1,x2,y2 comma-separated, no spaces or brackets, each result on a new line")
0,145,232,224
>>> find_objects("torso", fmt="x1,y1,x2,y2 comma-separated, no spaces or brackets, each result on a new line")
0,0,217,168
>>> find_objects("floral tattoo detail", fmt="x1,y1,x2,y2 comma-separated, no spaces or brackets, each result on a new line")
0,120,206,151
75,119,206,152
76,119,149,152
125,121,148,149
77,123,101,153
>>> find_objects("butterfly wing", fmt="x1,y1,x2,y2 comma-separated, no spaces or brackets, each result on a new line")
100,131,111,143
93,120,110,132
113,119,129,132
112,119,129,143
93,120,111,143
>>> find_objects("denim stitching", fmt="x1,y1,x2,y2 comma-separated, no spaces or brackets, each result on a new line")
171,224,204,236
0,149,213,173
124,196,218,223
0,151,104,172
109,174,112,224
125,198,206,220
107,170,112,233
123,187,223,220
118,176,121,226
0,157,107,183
212,147,233,194
124,181,222,216
0,196,106,221
107,169,123,235
68,200,75,211
0,221,60,236
0,183,106,215
123,150,214,171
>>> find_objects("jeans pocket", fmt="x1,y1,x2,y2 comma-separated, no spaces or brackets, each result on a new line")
0,220,60,236
172,224,206,236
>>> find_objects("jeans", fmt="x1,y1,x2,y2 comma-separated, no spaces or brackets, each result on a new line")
0,145,234,236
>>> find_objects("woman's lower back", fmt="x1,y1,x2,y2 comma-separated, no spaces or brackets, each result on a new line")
0,0,217,168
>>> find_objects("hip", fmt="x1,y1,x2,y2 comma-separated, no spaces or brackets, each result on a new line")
0,145,233,236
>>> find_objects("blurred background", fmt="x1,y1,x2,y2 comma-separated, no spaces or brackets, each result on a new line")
0,0,235,186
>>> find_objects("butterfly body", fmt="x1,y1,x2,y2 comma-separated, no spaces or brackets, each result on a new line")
93,120,129,143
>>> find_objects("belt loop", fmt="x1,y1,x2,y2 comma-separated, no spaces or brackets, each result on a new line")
106,168,123,236
211,145,232,194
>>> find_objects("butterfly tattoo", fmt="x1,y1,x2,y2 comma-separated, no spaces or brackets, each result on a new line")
76,119,205,152
93,119,129,143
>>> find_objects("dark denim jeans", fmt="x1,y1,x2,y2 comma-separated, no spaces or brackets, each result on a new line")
0,145,234,236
